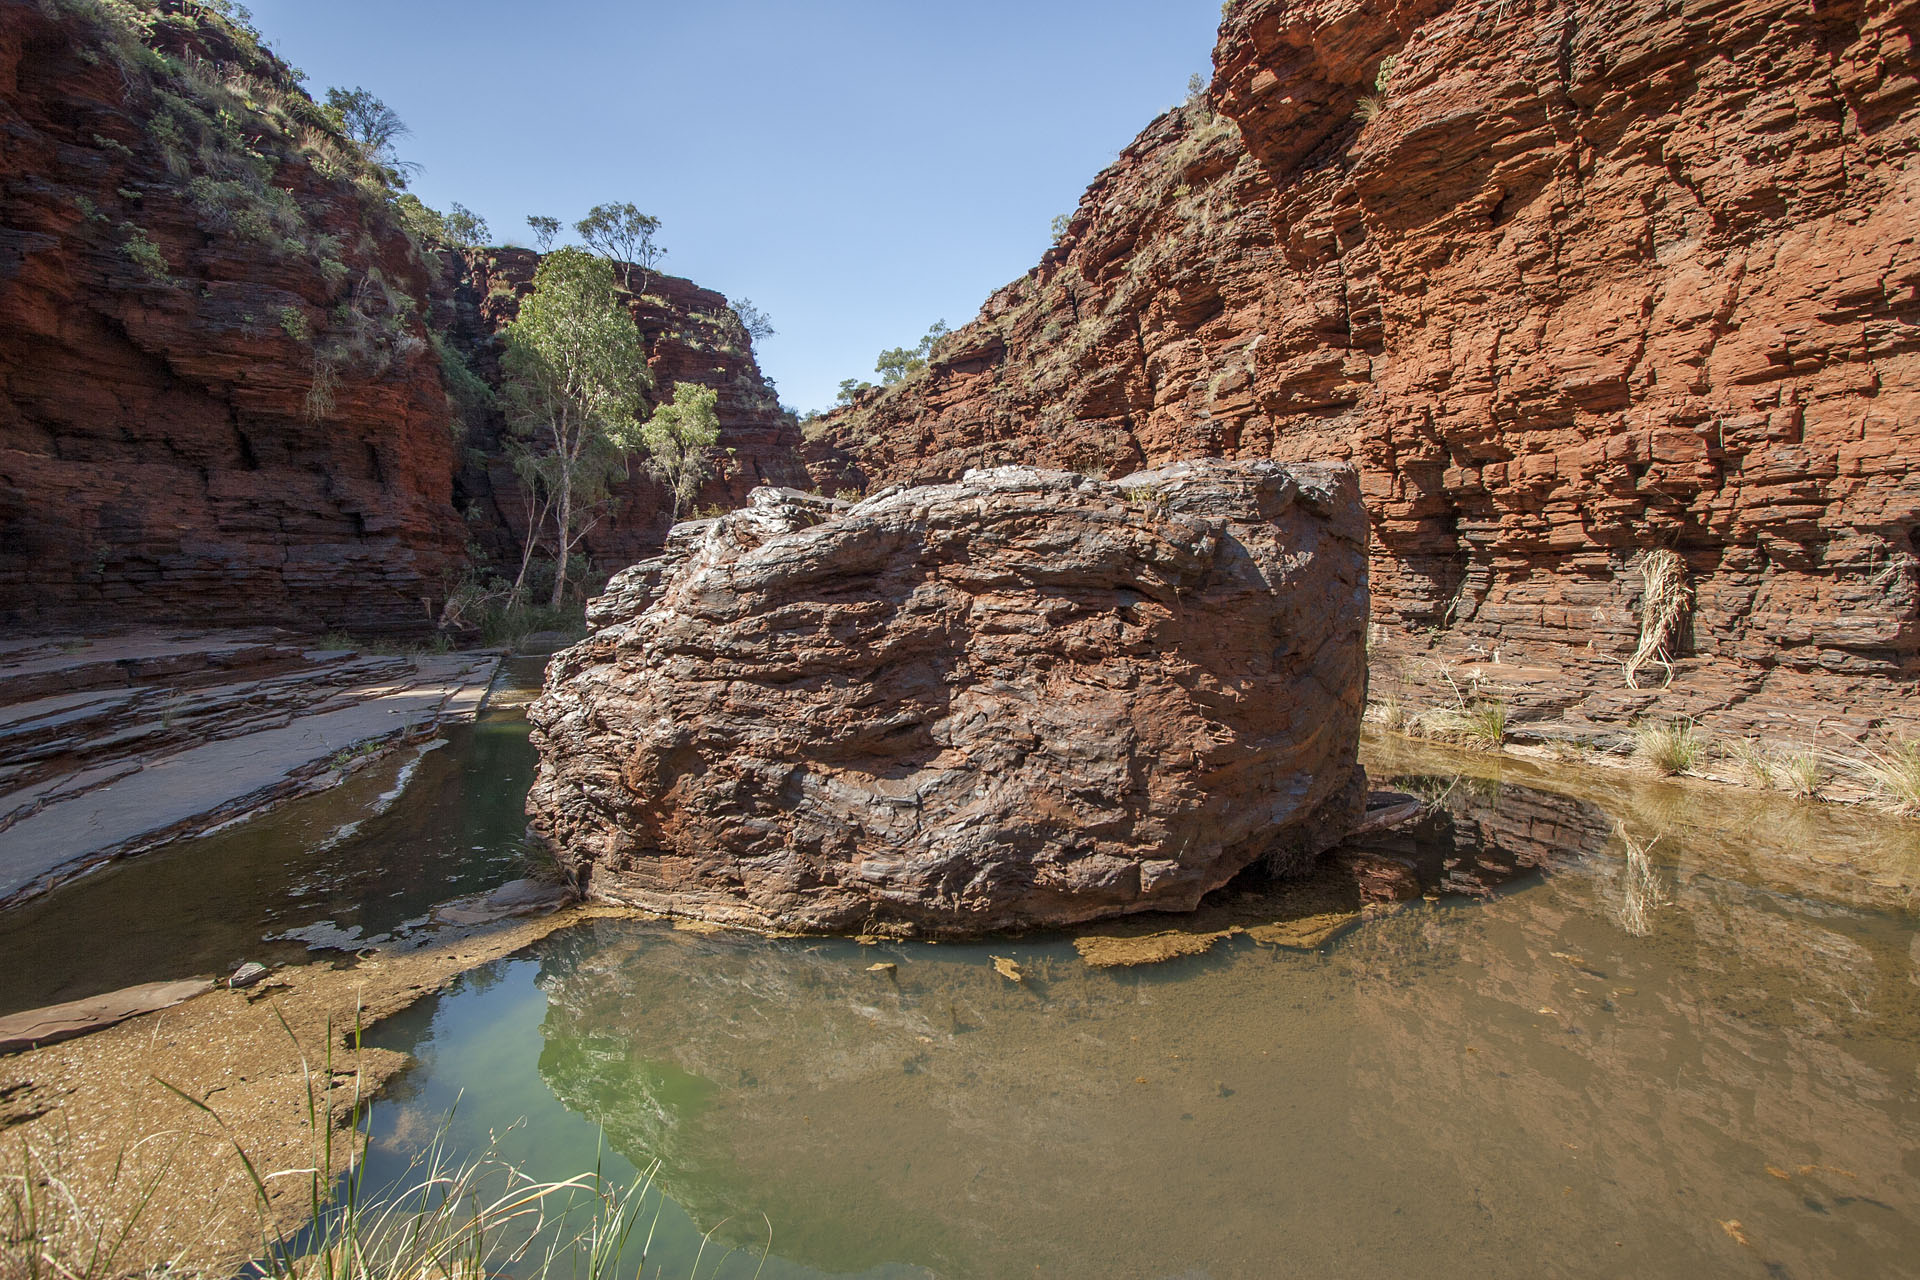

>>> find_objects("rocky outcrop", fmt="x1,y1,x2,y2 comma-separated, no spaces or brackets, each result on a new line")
804,0,1920,744
0,0,468,633
442,249,809,577
527,459,1370,936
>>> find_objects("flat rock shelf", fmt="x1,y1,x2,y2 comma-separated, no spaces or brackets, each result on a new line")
0,629,500,905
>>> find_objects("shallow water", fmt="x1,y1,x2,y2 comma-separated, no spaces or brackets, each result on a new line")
0,655,548,1016
9,664,1917,1277
359,756,1920,1280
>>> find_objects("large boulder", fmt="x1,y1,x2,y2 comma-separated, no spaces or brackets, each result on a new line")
526,459,1369,936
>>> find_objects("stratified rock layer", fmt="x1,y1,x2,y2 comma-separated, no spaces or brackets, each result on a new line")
0,1,466,632
527,460,1369,936
804,0,1920,742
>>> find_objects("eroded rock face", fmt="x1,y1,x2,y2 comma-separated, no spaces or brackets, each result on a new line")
803,0,1920,741
527,459,1369,936
0,1,466,632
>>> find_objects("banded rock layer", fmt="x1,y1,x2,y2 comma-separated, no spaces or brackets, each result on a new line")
528,459,1369,936
805,0,1920,740
0,0,465,632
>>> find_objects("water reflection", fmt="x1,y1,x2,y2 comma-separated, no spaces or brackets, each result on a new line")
365,763,1920,1279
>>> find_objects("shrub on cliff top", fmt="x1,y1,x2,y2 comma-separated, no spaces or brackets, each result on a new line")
575,201,663,290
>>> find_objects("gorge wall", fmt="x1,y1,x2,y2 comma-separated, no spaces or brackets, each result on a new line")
0,0,805,634
0,0,467,633
804,0,1920,742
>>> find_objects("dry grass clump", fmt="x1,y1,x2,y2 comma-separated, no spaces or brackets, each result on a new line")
1625,549,1690,690
1632,718,1706,775
1720,737,1778,789
1415,698,1507,752
1364,695,1412,733
3,1126,179,1280
1853,738,1920,815
1779,748,1826,800
6,1014,767,1280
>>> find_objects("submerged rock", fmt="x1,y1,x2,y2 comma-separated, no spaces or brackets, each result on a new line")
527,460,1368,936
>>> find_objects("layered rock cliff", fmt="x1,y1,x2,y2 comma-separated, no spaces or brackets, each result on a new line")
440,249,808,576
0,0,467,633
805,0,1920,742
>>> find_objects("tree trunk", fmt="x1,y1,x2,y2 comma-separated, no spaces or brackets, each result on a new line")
549,474,572,610
509,489,550,607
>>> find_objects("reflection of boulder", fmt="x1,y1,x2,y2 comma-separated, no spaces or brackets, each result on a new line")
528,461,1369,937
1360,774,1616,897
528,842,1920,1280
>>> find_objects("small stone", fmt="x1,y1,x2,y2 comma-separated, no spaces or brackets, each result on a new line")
991,956,1024,983
866,962,897,976
227,962,268,989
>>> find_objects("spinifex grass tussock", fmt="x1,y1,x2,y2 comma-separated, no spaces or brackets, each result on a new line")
1780,748,1827,800
1407,667,1507,752
1415,698,1507,751
1363,695,1411,733
150,1005,767,1280
1721,738,1778,789
1632,718,1706,776
1851,739,1920,815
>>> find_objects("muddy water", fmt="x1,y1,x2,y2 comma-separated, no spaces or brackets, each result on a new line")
0,655,549,1016
359,742,1920,1280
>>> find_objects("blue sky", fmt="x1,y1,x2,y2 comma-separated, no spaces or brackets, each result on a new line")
243,0,1224,412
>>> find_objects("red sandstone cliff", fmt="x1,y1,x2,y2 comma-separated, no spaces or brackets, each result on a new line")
805,0,1920,741
0,0,466,633
440,249,808,576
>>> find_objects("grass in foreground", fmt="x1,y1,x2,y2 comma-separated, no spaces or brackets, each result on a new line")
6,1010,765,1280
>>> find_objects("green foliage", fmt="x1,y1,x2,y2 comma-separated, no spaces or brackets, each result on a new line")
731,297,775,343
874,320,952,385
1050,212,1072,244
574,201,663,289
837,377,874,404
322,85,416,182
526,213,560,251
441,202,491,249
120,229,169,279
278,305,310,342
393,193,445,243
431,332,493,440
641,382,722,521
502,247,650,605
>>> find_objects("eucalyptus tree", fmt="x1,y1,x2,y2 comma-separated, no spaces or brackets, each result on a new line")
526,215,560,251
575,202,664,290
641,383,721,522
500,248,650,607
441,203,490,249
323,86,417,180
